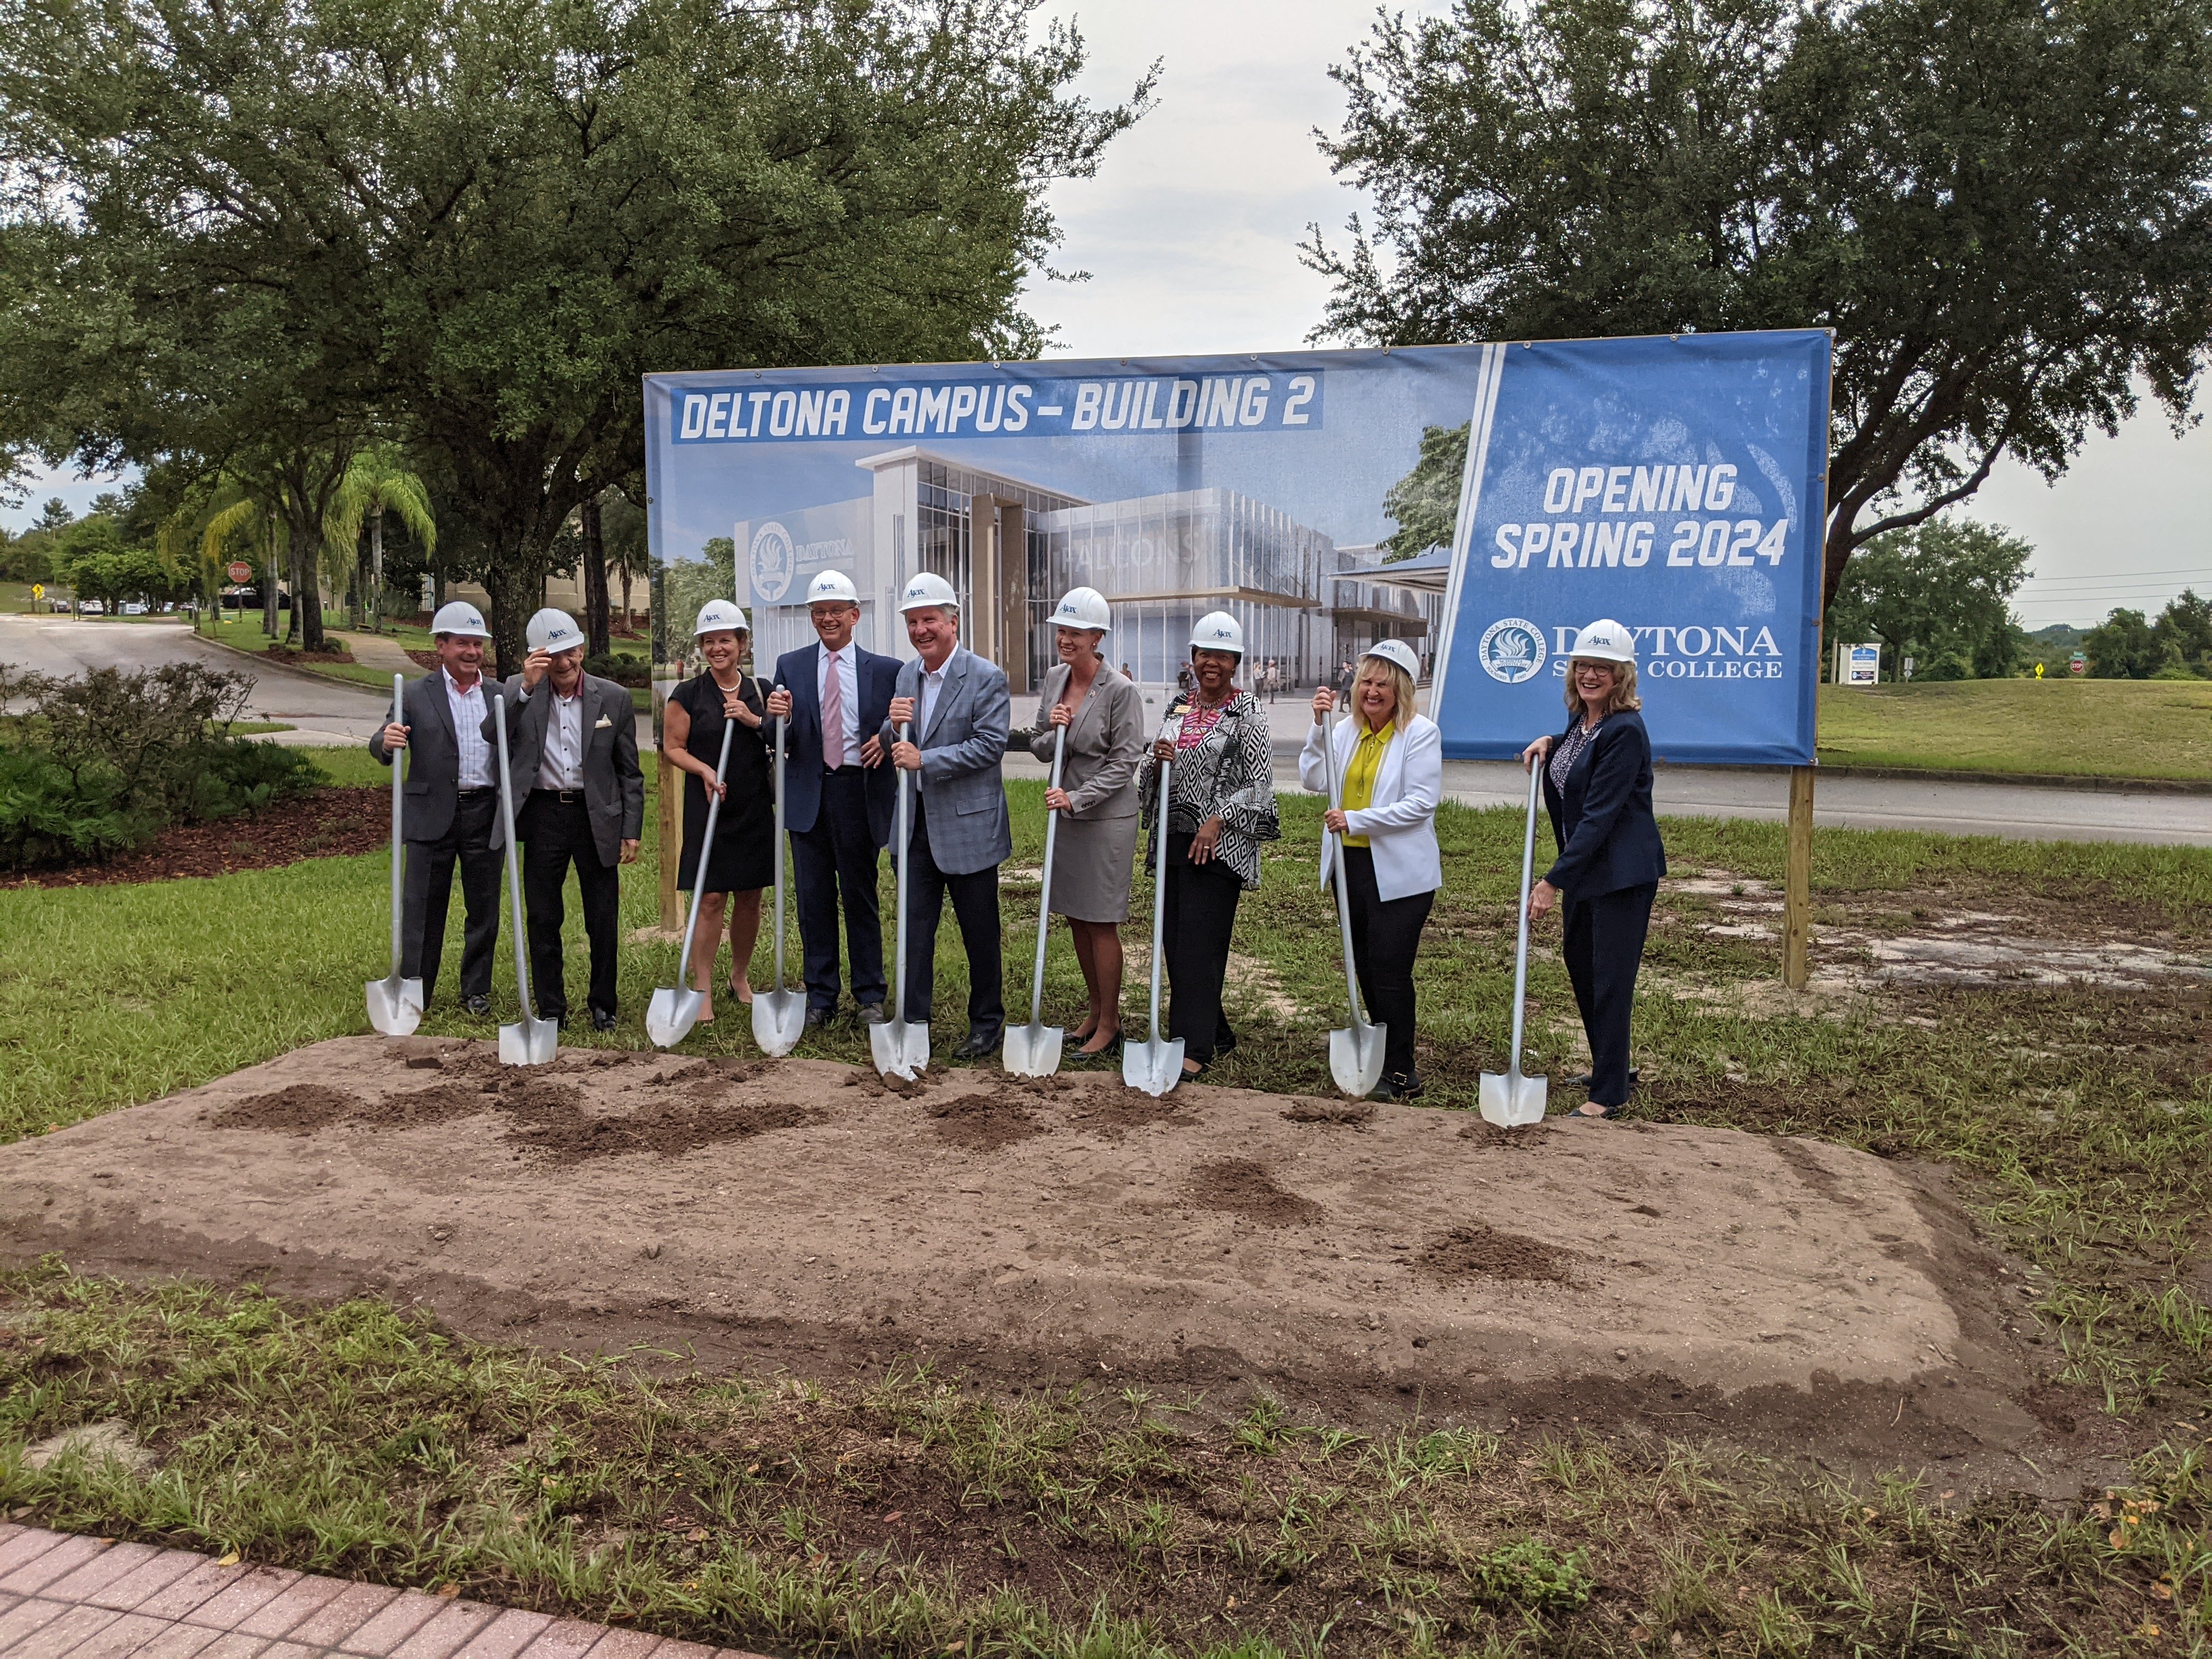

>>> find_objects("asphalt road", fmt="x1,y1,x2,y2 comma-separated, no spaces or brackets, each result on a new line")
7,615,2202,845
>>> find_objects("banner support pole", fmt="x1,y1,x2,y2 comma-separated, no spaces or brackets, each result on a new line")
1782,764,1814,990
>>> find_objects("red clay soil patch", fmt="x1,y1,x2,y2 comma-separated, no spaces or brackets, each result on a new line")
1282,1096,1376,1126
1188,1158,1322,1226
1458,1118,1557,1150
264,645,357,665
1419,1223,1579,1285
3,787,388,889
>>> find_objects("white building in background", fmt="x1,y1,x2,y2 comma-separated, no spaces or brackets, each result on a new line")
729,445,1434,691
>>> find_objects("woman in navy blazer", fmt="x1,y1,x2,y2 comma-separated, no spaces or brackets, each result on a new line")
1519,619,1667,1119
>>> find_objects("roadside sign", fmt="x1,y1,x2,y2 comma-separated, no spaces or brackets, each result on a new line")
227,561,253,584
2069,652,2086,676
1836,642,1881,687
30,584,42,600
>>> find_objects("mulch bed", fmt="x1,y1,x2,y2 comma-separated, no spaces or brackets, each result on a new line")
3,787,390,889
263,645,358,665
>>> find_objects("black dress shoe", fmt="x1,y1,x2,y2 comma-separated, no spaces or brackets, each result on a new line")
590,1009,617,1032
803,1008,833,1034
1377,1071,1425,1101
857,1002,889,1025
461,994,492,1017
952,1029,1002,1060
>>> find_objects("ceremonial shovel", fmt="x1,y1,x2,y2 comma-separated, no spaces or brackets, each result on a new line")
1122,716,1185,1097
1480,758,1550,1126
364,673,424,1036
750,714,806,1057
1319,712,1386,1097
646,719,736,1049
870,722,930,1079
1003,723,1068,1077
492,689,558,1066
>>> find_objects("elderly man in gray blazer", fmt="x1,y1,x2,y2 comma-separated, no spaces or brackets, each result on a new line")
482,608,645,1031
371,600,504,1016
881,572,1012,1059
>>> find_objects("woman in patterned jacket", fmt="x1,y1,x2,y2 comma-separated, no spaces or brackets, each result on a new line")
1139,611,1280,1079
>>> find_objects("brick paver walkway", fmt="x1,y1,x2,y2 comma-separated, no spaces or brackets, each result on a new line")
0,1528,769,1659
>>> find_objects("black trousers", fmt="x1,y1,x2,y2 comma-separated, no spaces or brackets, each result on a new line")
1338,847,1435,1080
1560,881,1657,1107
519,792,620,1019
896,797,1004,1037
401,790,501,1005
1162,831,1242,1063
791,768,885,1014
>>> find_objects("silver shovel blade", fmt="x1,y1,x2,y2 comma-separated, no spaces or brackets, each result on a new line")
871,1017,929,1080
645,986,703,1049
365,975,424,1037
1122,1036,1186,1098
1002,1021,1063,1079
1328,1019,1387,1099
1479,1068,1549,1127
751,989,806,1058
499,1015,559,1067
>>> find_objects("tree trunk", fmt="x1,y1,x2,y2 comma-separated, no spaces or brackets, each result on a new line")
285,507,326,650
369,507,386,633
263,519,279,638
582,494,610,657
480,557,530,681
618,565,633,633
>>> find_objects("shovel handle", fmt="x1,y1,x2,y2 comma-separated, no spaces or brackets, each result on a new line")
1145,715,1180,1045
1029,724,1066,1026
1508,756,1542,1073
892,720,911,1024
676,716,739,989
491,689,537,1022
389,674,406,977
770,709,788,995
1319,713,1368,1029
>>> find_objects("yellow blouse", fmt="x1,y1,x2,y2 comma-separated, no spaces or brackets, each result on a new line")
1340,721,1395,848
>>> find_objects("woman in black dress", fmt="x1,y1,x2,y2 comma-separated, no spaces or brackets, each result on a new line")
662,601,774,1023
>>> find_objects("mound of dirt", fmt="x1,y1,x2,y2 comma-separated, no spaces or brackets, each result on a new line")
1419,1223,1578,1285
1188,1159,1322,1226
0,1035,2110,1492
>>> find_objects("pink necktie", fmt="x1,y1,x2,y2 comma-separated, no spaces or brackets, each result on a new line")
821,654,845,768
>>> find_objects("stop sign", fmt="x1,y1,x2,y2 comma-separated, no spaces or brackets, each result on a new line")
227,561,253,584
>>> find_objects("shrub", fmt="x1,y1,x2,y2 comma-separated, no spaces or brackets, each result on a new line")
1469,1536,1595,1612
0,749,146,870
585,650,650,686
192,738,325,817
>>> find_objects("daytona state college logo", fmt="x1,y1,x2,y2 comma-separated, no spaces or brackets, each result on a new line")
748,522,796,604
1478,617,1547,684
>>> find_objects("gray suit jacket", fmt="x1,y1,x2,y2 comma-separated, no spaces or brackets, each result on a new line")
481,674,645,865
881,646,1011,876
368,668,488,843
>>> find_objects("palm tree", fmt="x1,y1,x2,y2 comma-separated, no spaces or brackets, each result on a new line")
160,476,286,638
325,447,437,633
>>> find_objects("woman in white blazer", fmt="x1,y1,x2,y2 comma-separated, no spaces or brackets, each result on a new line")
1301,639,1443,1099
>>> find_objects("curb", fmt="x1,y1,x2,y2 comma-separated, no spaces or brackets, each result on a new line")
198,630,388,697
1810,761,2212,796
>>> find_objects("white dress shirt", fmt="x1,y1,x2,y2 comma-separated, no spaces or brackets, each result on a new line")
534,681,586,791
817,641,859,763
444,668,493,789
916,656,951,737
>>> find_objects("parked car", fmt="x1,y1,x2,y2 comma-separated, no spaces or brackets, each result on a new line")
77,599,104,614
46,598,70,612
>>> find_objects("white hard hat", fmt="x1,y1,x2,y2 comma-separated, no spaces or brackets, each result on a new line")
430,600,490,640
526,608,587,654
806,569,861,605
1361,638,1421,679
1189,610,1245,656
1567,618,1637,664
693,599,749,637
1048,586,1111,634
898,571,960,613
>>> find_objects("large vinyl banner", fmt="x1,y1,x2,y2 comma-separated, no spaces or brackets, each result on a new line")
641,330,1827,763
1429,331,1831,765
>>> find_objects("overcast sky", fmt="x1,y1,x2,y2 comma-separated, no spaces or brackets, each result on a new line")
10,0,2208,629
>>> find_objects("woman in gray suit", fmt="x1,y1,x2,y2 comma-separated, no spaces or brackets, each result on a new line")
1024,587,1145,1058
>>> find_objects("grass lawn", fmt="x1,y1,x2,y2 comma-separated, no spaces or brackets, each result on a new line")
3,784,2209,1654
1817,676,2212,781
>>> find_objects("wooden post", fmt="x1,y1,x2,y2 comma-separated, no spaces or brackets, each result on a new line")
1782,764,1815,990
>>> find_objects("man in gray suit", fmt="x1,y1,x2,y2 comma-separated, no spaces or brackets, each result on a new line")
483,607,644,1031
882,571,1011,1059
371,600,503,1015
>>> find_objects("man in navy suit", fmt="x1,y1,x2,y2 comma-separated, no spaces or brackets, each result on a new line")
764,569,899,1030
